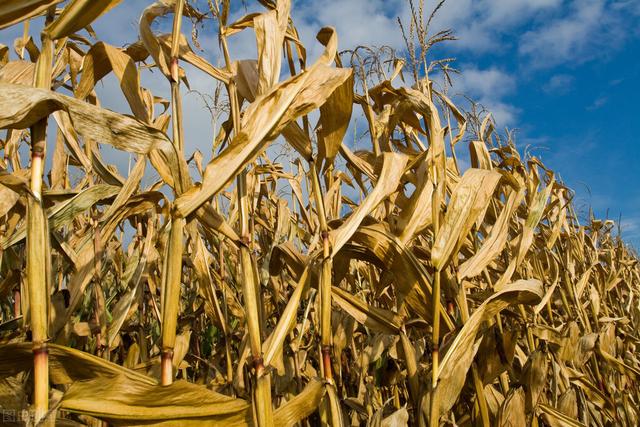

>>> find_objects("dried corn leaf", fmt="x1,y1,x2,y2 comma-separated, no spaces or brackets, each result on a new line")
45,0,123,39
0,82,181,185
0,60,35,85
432,280,543,415
175,31,349,217
0,0,63,30
330,152,407,256
75,42,149,121
496,387,526,427
61,375,252,426
332,285,403,334
318,71,354,166
432,168,502,270
458,187,524,280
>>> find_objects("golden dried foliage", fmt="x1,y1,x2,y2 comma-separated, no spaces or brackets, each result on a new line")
0,0,638,426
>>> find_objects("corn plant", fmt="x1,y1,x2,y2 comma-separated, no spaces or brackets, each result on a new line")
0,0,638,426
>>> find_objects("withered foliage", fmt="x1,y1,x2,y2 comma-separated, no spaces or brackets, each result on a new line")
0,1,638,426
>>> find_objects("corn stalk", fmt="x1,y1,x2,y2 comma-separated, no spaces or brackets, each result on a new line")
27,7,54,423
160,0,186,386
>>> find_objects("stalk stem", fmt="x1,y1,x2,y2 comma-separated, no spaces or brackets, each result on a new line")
309,161,332,374
160,349,174,386
429,180,441,427
33,344,49,421
429,269,441,427
217,12,272,424
238,169,273,426
28,9,54,422
310,160,341,425
160,0,186,385
13,287,21,318
160,217,184,385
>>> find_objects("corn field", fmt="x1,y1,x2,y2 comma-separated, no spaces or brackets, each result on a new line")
0,0,639,426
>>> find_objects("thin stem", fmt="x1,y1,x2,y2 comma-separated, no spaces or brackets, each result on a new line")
28,8,54,422
160,0,186,385
429,180,441,427
170,0,185,155
217,12,273,425
160,217,184,385
309,161,332,376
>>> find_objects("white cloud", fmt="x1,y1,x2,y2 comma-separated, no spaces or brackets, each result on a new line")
485,102,520,127
291,0,409,59
428,0,562,51
518,0,640,67
480,0,562,24
422,0,640,70
90,1,147,46
449,66,519,125
453,66,516,99
542,74,574,94
289,0,562,55
519,0,609,66
586,95,608,111
620,217,640,240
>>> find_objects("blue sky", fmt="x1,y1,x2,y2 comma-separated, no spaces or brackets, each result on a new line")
1,0,639,247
